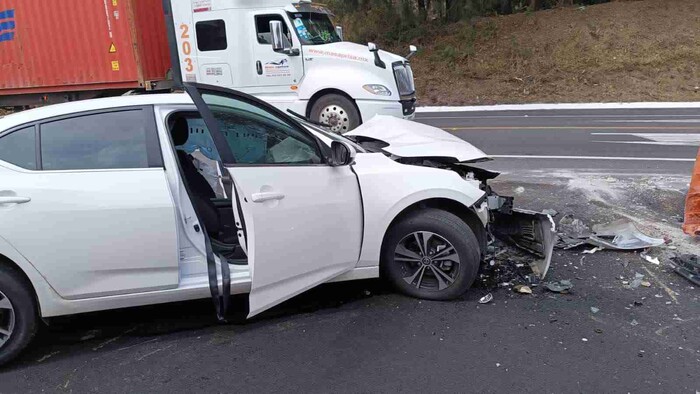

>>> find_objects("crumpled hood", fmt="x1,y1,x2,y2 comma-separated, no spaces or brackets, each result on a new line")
346,115,491,163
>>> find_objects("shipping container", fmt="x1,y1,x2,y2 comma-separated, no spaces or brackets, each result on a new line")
0,0,172,106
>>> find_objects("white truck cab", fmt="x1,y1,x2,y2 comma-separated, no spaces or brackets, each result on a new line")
170,0,417,133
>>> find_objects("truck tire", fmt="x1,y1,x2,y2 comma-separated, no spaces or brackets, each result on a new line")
381,209,481,300
310,94,361,134
0,264,39,367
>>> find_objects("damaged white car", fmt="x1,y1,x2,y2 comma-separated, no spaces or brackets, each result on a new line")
0,83,553,365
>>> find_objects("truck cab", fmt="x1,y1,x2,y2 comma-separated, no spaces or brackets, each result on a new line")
170,0,417,133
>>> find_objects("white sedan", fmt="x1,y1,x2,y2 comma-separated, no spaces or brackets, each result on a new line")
0,83,554,365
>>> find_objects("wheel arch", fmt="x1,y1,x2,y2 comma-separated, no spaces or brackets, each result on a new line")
306,88,363,123
0,253,41,314
379,198,488,269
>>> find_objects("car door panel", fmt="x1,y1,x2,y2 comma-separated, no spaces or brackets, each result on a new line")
0,169,179,299
228,166,362,316
184,83,363,318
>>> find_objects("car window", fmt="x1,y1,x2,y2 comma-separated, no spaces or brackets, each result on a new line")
201,93,322,165
40,110,154,171
175,116,222,162
255,14,291,45
0,126,37,170
196,20,227,51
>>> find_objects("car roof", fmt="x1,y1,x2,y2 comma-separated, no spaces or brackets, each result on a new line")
0,93,195,131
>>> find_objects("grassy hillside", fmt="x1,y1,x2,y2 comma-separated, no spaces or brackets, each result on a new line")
340,0,700,105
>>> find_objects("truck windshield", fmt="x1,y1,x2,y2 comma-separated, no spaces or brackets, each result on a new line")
287,12,341,45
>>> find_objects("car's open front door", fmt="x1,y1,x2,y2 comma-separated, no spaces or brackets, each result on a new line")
184,83,363,318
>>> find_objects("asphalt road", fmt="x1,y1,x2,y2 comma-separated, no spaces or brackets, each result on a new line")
416,108,700,174
1,107,698,393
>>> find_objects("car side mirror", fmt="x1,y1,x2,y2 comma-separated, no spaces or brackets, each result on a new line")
335,25,344,41
330,141,356,166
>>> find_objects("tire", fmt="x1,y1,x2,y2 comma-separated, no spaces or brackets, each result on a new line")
0,264,39,367
381,209,481,300
309,94,361,134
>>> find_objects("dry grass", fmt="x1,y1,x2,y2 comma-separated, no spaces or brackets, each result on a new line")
399,0,700,105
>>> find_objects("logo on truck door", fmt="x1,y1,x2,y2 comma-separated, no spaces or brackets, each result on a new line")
0,9,16,43
264,59,291,78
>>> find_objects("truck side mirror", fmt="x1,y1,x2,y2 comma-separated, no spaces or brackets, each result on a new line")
367,42,386,69
406,45,418,60
335,26,344,41
270,21,289,52
270,20,299,56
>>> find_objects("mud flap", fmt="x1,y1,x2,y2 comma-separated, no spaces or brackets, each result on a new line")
490,209,556,279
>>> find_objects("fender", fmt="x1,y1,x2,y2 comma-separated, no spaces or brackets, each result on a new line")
351,153,485,267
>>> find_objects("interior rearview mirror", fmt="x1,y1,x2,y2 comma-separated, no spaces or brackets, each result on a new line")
330,141,356,166
335,26,344,41
270,21,290,52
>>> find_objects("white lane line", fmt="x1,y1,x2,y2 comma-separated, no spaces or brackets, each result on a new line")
591,133,700,146
417,102,700,113
593,141,700,146
490,155,696,162
417,115,700,120
595,119,700,123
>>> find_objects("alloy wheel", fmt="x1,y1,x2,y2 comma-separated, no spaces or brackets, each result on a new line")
394,231,461,291
0,290,15,349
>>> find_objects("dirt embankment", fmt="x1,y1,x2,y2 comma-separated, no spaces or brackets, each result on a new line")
402,0,700,106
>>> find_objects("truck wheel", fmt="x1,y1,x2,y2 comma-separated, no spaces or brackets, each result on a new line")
381,209,481,300
0,265,39,367
310,94,361,134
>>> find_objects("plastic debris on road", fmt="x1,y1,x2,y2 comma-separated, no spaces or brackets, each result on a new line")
590,307,600,314
556,216,665,251
513,284,533,294
478,293,494,304
640,253,661,266
583,247,604,254
544,280,573,293
628,273,645,289
588,220,665,251
669,254,700,286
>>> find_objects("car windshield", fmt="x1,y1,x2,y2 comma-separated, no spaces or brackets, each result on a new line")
287,12,341,45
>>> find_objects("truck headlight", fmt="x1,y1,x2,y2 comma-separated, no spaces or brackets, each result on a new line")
363,84,392,96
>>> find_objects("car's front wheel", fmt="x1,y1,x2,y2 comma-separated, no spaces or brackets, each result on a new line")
381,209,481,300
0,264,39,367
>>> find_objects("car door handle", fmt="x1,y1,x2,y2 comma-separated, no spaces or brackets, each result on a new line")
256,61,263,75
251,192,285,203
0,196,31,204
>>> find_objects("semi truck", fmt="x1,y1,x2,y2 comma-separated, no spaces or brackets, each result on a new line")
0,0,417,132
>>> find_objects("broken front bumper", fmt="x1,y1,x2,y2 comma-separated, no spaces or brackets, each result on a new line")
486,196,557,279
